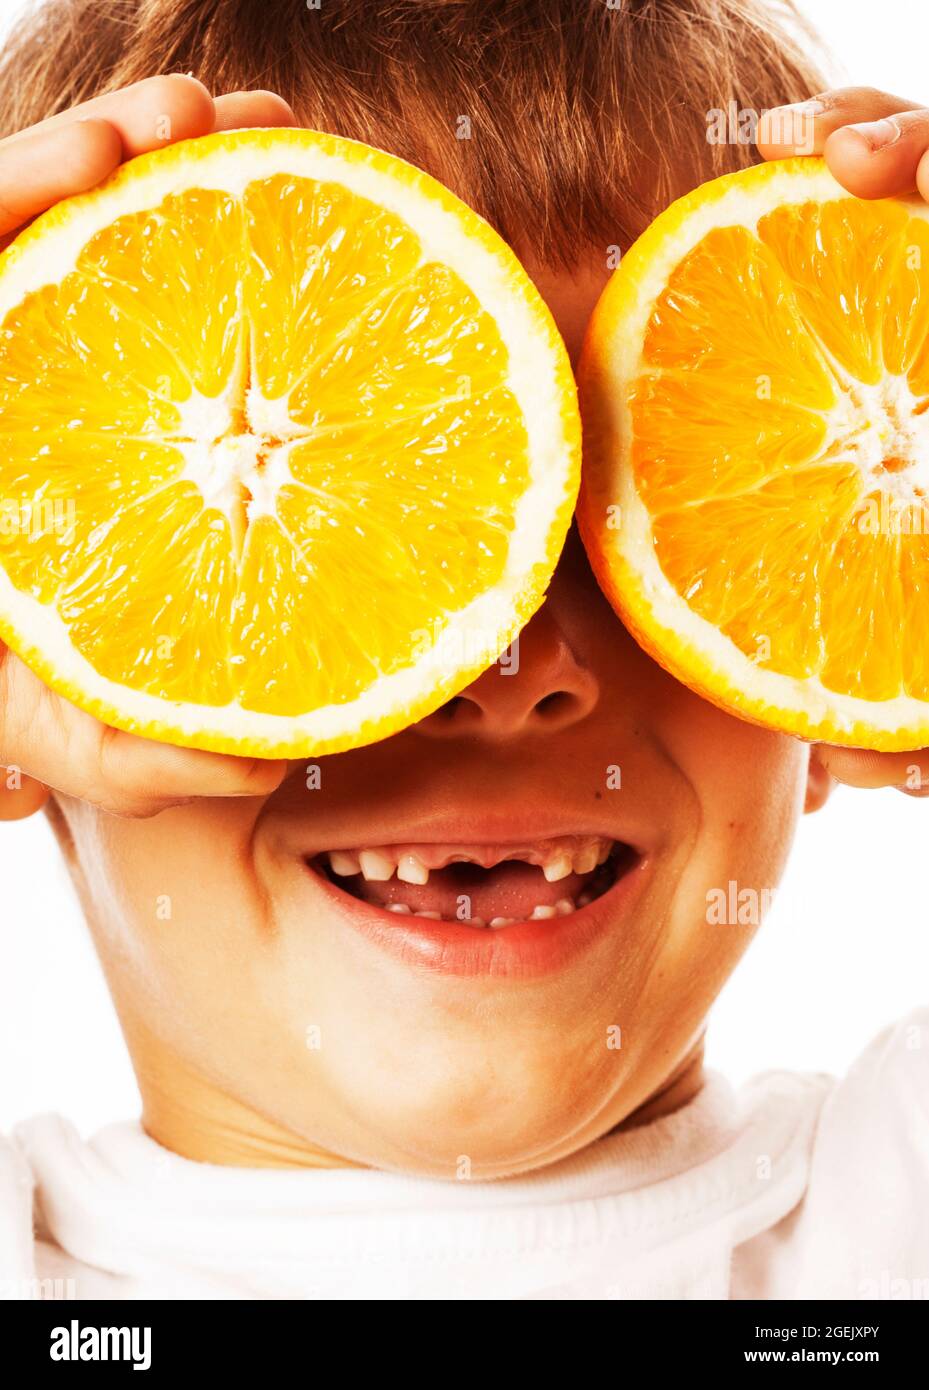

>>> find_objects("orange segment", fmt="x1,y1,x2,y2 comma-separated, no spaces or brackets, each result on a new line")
242,175,421,402
757,197,908,386
882,217,929,380
628,373,829,512
652,465,863,681
642,225,838,411
0,434,186,605
0,284,183,435
818,495,904,702
60,484,238,705
74,189,246,400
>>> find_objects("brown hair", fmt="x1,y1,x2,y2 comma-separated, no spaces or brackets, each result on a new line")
0,0,828,267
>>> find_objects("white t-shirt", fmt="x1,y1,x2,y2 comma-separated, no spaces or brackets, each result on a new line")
2,1009,928,1300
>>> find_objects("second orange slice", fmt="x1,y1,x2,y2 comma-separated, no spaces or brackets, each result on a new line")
579,157,929,751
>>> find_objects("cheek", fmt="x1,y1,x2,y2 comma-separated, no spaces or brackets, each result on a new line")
658,676,809,857
623,689,806,995
659,697,809,978
693,715,807,889
65,799,270,1016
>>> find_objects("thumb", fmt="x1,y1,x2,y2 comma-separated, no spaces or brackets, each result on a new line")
814,744,929,793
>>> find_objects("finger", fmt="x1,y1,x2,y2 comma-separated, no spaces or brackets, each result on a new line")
756,86,923,159
0,82,295,247
92,724,289,818
0,770,50,821
0,651,286,818
814,745,929,793
0,118,121,238
0,74,214,159
211,90,296,132
825,109,929,198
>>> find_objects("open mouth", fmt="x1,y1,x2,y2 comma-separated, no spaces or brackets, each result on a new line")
308,835,639,928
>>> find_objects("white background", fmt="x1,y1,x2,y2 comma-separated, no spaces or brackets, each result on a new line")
1,0,928,1136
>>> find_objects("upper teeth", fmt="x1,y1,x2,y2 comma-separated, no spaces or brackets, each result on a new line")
397,853,429,885
329,849,364,877
542,854,572,882
324,836,615,884
357,849,393,881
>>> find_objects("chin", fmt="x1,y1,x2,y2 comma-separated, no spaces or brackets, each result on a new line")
268,1010,638,1179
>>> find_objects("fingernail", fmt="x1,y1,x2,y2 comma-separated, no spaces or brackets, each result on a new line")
775,99,825,116
847,117,903,151
766,99,825,124
763,100,824,152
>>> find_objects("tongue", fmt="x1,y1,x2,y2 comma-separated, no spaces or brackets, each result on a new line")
350,861,590,920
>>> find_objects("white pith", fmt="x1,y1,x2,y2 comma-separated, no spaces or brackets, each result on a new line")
590,163,929,742
826,373,929,500
0,132,578,754
168,373,314,544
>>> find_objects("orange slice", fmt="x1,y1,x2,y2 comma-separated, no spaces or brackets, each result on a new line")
0,129,579,757
579,157,929,751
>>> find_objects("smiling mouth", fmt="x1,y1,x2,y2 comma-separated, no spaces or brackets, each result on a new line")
307,835,639,927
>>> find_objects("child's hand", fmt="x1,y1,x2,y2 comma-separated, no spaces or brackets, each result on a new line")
0,74,294,250
757,86,929,199
0,76,294,818
0,642,286,818
758,88,929,796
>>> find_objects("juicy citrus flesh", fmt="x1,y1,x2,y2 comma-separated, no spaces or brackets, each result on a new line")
581,159,929,749
0,131,579,754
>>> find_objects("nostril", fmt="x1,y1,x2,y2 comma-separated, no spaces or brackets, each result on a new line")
417,670,596,738
533,691,579,722
435,695,476,721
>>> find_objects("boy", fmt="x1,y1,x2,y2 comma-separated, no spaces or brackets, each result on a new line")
0,0,927,1299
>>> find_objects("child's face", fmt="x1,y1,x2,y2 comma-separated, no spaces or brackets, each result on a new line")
52,251,824,1178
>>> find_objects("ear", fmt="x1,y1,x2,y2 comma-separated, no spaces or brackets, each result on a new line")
803,745,834,815
0,768,51,821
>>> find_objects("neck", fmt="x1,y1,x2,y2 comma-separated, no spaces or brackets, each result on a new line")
131,1038,364,1171
614,1040,706,1132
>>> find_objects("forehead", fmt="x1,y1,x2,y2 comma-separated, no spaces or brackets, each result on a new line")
519,253,614,364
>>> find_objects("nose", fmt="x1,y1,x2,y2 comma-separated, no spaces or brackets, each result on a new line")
414,603,600,740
